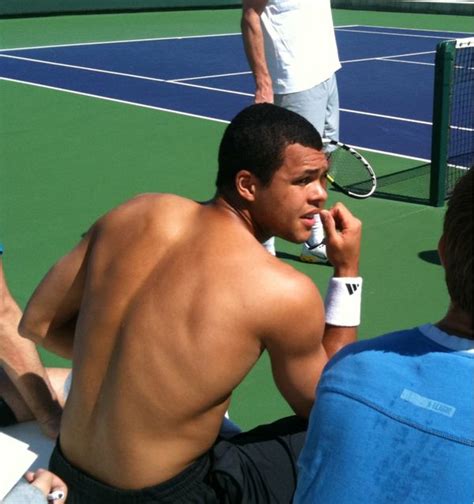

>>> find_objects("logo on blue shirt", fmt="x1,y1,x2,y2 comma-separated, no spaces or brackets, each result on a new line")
400,389,456,418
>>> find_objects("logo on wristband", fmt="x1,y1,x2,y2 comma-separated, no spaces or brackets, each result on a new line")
345,283,360,295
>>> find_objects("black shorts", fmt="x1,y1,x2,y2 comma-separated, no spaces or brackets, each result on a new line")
211,415,307,504
49,415,307,503
49,441,218,504
0,397,18,427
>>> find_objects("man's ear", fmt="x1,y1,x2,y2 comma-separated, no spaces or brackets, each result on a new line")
235,170,257,202
438,234,446,267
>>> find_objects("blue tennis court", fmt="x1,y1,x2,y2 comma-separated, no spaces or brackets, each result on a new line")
1,25,472,163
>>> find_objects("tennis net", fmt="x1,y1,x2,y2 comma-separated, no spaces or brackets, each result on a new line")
430,36,474,206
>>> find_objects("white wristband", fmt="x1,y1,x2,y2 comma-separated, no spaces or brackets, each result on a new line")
325,277,363,326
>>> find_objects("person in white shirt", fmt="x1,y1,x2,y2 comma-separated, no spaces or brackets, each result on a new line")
242,0,341,262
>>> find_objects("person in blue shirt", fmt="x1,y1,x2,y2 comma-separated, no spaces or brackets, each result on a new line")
294,168,473,504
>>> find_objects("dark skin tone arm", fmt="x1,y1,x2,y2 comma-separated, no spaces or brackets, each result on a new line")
19,234,91,360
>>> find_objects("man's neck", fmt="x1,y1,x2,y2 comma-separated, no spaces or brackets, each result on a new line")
436,304,473,340
211,193,268,243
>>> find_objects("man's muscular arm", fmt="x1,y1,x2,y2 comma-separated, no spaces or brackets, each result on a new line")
263,278,328,419
263,203,362,418
19,233,92,359
321,203,362,358
241,0,274,103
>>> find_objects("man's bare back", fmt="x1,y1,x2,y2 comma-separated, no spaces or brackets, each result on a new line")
26,194,324,487
20,104,361,501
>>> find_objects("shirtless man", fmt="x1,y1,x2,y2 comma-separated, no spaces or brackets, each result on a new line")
19,103,362,503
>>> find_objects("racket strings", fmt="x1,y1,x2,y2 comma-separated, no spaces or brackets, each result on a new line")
327,147,375,196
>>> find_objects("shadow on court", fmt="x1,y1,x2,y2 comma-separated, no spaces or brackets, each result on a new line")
276,251,332,267
418,250,441,265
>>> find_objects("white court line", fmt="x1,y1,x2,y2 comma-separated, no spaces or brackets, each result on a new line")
0,26,463,92
172,79,251,96
0,27,357,53
172,49,435,81
171,71,251,82
1,77,429,164
0,26,465,165
451,125,474,133
0,32,242,53
172,50,436,82
0,25,469,53
381,58,435,66
0,77,431,163
0,53,168,82
342,50,435,64
346,24,473,36
337,28,470,40
0,77,229,124
340,108,431,126
349,144,429,163
0,54,251,96
1,54,435,125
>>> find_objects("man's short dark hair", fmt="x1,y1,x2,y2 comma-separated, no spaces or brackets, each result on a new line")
216,103,323,192
443,169,473,314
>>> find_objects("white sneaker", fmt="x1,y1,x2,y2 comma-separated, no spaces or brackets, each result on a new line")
262,237,276,256
265,244,276,256
300,241,329,264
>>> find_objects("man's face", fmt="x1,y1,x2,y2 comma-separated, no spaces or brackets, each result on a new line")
253,143,328,243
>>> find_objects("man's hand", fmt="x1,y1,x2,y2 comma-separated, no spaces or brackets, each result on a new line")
255,79,274,104
320,203,362,358
25,469,67,502
320,202,362,277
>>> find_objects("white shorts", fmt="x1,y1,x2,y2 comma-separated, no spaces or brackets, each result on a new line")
274,74,339,142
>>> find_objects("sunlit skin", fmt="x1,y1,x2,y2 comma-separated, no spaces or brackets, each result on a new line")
237,144,329,245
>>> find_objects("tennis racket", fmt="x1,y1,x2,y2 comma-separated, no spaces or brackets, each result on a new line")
323,139,377,198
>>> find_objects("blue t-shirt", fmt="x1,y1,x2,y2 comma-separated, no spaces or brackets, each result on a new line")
294,325,474,504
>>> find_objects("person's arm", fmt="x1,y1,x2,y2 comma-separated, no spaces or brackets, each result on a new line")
264,278,328,419
0,259,62,438
241,0,274,103
19,233,92,360
320,203,362,358
264,204,362,418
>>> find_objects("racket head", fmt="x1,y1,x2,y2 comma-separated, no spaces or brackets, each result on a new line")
323,139,377,198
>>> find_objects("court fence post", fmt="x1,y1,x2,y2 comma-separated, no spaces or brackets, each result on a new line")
429,40,455,207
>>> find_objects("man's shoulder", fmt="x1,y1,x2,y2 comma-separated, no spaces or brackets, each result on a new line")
321,328,423,378
336,327,421,355
86,193,199,251
115,193,193,214
252,260,324,337
317,326,474,442
322,325,474,390
98,193,195,226
261,257,321,306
